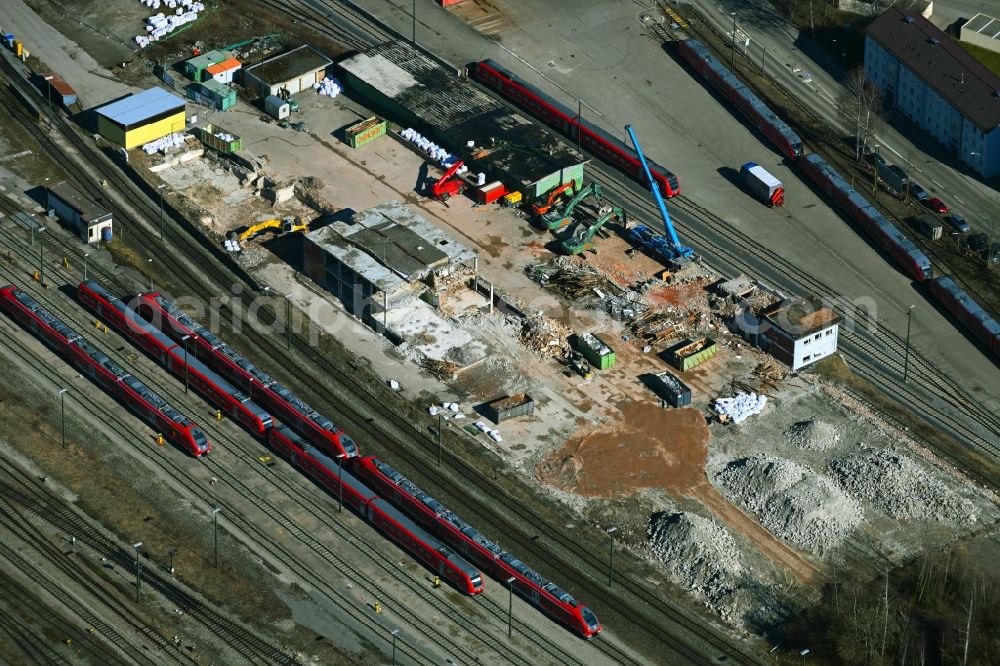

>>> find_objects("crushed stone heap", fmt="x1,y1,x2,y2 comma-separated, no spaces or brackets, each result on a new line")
829,448,979,525
712,456,863,553
647,512,743,621
784,418,841,450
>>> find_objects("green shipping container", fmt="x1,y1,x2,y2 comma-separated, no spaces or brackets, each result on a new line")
198,124,243,154
578,332,616,370
346,116,387,149
670,337,717,372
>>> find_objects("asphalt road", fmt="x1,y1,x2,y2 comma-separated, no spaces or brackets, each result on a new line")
693,0,1000,222
929,0,996,27
355,0,1000,433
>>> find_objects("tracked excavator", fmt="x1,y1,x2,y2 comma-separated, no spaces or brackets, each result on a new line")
541,182,602,230
225,217,308,251
560,205,625,255
530,182,574,217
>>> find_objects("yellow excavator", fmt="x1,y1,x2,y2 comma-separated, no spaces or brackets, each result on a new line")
226,218,308,251
234,217,307,242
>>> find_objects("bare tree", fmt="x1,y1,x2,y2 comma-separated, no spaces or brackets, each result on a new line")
838,67,882,161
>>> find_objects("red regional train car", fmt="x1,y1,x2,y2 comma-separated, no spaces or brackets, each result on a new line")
267,426,483,595
676,39,804,159
928,276,1000,355
354,455,601,638
0,285,210,457
472,59,680,198
135,291,358,459
800,154,932,282
77,280,273,437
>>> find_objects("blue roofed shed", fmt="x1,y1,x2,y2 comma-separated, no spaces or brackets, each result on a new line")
95,87,186,149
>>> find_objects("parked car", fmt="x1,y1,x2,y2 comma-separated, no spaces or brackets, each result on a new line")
944,214,970,233
968,233,988,253
909,181,929,200
924,197,950,214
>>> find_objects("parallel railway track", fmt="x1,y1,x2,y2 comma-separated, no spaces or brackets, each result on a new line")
589,174,1000,483
0,230,592,666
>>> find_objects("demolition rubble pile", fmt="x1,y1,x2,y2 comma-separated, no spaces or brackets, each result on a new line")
518,312,571,358
526,257,731,349
784,419,841,451
829,448,980,525
712,456,863,553
647,512,744,621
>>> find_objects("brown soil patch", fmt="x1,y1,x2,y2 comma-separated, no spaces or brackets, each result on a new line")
538,403,820,583
536,404,710,497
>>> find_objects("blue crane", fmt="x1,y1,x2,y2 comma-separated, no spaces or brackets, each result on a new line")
624,124,694,263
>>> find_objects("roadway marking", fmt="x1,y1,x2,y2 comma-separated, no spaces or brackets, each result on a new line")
954,195,965,204
931,178,943,187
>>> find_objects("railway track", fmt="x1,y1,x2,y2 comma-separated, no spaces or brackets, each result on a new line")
586,161,1000,488
0,492,170,666
0,308,300,664
0,227,600,665
0,569,81,666
0,1,994,663
0,7,766,665
1,2,992,656
663,6,1000,434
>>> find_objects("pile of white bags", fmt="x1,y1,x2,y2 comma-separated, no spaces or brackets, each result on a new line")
313,77,342,98
142,132,184,154
399,127,466,171
713,392,767,424
135,0,205,48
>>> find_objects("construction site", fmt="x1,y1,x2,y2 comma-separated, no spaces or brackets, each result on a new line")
1,0,999,663
109,31,1000,635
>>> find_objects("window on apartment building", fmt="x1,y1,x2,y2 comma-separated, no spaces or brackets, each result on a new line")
826,329,833,336
814,333,822,340
803,337,811,345
802,355,811,363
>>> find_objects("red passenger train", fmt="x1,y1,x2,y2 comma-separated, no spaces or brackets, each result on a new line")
77,280,273,437
0,285,210,457
928,276,1000,356
353,455,602,638
472,59,680,198
267,426,484,595
135,291,358,459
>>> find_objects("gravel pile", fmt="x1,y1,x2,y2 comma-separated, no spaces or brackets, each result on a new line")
829,448,979,525
647,512,743,621
713,456,863,553
784,419,841,450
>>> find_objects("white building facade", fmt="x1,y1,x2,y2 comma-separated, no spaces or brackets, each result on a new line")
864,8,1000,177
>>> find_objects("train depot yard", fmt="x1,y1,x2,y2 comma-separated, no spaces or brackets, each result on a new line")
0,0,999,664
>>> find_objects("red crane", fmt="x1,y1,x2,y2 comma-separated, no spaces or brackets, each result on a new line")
431,160,466,201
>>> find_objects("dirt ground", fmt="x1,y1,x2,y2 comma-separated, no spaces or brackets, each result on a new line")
537,403,820,584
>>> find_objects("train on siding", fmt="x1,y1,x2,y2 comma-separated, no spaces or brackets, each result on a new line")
672,39,932,282
927,276,1000,356
77,281,274,436
0,284,210,457
66,282,600,630
472,59,681,198
134,290,358,459
675,39,803,159
354,455,602,638
268,426,484,595
75,279,485,594
799,154,933,282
